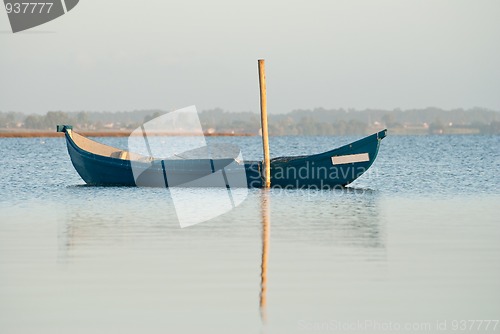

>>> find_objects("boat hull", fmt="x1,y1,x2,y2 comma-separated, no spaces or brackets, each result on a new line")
61,127,386,189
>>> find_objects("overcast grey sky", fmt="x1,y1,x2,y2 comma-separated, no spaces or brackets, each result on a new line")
1,0,499,114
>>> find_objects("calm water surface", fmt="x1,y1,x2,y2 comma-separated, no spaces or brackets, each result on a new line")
0,134,499,334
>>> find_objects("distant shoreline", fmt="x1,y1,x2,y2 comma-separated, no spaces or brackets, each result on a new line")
0,130,256,138
2,108,498,135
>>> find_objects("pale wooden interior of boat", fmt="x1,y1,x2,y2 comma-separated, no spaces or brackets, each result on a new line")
69,130,150,161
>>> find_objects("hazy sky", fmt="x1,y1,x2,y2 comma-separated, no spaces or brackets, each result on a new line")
1,0,499,114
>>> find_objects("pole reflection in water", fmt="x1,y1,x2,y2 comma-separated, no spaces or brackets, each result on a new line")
259,189,270,324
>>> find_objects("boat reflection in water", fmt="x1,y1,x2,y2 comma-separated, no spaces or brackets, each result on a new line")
57,186,384,330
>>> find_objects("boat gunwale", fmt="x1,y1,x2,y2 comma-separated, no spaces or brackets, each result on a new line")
270,129,386,167
64,127,387,166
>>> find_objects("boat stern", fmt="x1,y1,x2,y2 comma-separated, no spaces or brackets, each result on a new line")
56,125,73,133
377,128,387,140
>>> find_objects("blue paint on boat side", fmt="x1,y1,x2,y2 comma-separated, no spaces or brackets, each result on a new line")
58,125,386,189
270,130,386,188
65,131,136,186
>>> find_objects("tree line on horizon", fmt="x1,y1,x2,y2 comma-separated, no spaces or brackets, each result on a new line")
1,107,499,135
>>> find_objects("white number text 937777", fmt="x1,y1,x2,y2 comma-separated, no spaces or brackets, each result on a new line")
5,2,54,14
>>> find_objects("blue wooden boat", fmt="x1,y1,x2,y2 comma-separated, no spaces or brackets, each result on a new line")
57,125,386,189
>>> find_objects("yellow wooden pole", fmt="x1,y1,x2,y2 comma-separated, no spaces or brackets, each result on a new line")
258,59,271,188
